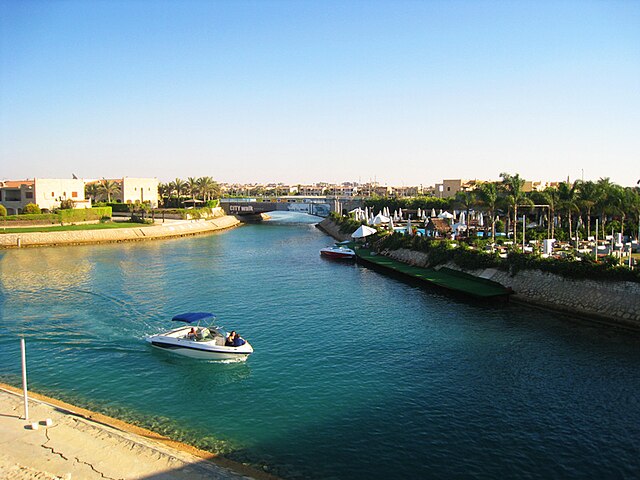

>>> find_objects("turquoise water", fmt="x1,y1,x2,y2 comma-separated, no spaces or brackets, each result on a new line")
1,213,639,479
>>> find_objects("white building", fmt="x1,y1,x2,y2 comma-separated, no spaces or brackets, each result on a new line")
120,177,159,207
87,177,159,207
0,178,89,214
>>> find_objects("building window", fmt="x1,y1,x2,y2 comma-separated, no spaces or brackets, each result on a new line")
25,192,33,199
72,191,78,198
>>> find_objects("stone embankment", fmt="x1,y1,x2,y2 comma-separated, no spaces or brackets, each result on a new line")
315,218,352,242
386,248,640,328
0,215,241,248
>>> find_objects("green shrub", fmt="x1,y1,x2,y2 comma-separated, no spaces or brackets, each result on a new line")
58,199,75,210
0,205,6,216
4,213,59,222
373,233,640,283
23,203,41,214
59,207,112,223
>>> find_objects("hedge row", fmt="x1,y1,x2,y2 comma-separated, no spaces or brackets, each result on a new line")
373,232,640,283
59,207,112,223
4,213,60,222
3,207,112,224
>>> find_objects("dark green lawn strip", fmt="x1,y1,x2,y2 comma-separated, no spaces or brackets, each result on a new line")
356,248,510,298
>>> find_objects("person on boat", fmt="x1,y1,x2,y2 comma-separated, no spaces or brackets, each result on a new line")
232,333,246,347
187,327,198,340
225,331,236,346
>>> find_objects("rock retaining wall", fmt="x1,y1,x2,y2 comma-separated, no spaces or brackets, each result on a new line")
315,218,352,242
385,248,640,327
0,216,241,248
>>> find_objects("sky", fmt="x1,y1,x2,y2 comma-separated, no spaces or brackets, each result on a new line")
1,0,639,187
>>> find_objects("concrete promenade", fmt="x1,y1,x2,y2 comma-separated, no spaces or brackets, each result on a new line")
0,216,241,248
0,385,273,480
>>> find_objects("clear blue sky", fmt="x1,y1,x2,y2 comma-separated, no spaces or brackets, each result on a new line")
1,0,638,186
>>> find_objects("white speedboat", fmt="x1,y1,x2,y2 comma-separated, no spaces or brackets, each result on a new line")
146,312,253,361
320,245,356,260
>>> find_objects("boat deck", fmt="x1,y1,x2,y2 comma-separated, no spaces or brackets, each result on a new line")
354,246,511,299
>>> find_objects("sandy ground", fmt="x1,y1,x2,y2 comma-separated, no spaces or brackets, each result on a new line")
0,386,272,480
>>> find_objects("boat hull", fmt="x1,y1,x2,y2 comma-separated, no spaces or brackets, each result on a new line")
320,247,356,259
145,335,253,361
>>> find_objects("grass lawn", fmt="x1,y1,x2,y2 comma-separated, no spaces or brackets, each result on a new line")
0,222,153,234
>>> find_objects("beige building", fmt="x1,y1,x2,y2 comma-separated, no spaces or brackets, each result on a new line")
88,177,159,207
0,178,89,214
120,177,159,207
434,179,486,198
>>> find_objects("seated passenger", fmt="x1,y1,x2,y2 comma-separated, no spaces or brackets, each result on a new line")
187,327,197,340
232,333,246,347
225,331,236,346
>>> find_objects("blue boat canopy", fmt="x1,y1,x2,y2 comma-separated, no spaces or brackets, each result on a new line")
171,312,216,324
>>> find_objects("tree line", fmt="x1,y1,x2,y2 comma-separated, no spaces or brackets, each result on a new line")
158,177,221,208
366,173,640,241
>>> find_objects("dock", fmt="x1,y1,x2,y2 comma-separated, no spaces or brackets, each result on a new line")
354,247,512,299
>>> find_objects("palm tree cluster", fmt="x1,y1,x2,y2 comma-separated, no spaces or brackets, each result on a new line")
85,179,122,203
459,173,640,241
158,177,221,208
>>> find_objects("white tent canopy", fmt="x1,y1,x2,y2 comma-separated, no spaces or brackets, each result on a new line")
438,211,455,219
351,225,378,238
372,213,390,225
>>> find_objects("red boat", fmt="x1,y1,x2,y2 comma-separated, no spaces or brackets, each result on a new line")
320,245,356,260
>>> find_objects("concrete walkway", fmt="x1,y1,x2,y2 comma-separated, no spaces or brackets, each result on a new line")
0,386,266,480
0,216,241,248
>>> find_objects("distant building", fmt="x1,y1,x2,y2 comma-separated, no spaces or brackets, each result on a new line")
0,178,89,214
120,177,159,207
88,177,159,207
434,179,486,198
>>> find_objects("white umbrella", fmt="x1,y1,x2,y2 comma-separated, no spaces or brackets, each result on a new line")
351,225,378,238
364,206,370,219
389,216,395,231
431,208,436,217
459,212,466,225
438,211,454,219
398,208,403,220
349,207,364,214
478,214,484,227
417,208,422,218
372,213,390,225
393,211,399,222
406,216,412,235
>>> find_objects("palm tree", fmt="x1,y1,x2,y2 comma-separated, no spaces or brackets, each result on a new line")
531,187,558,240
171,178,186,207
98,179,121,203
576,180,598,238
197,176,219,202
453,190,475,237
500,172,527,244
187,177,200,202
85,183,100,202
596,177,614,237
558,181,579,241
478,182,499,241
158,182,171,207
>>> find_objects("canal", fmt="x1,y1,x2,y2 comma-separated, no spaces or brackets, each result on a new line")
1,212,639,479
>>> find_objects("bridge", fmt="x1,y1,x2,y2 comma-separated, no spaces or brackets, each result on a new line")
220,196,365,218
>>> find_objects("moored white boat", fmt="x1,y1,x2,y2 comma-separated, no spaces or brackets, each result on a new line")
145,312,253,361
320,245,356,259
